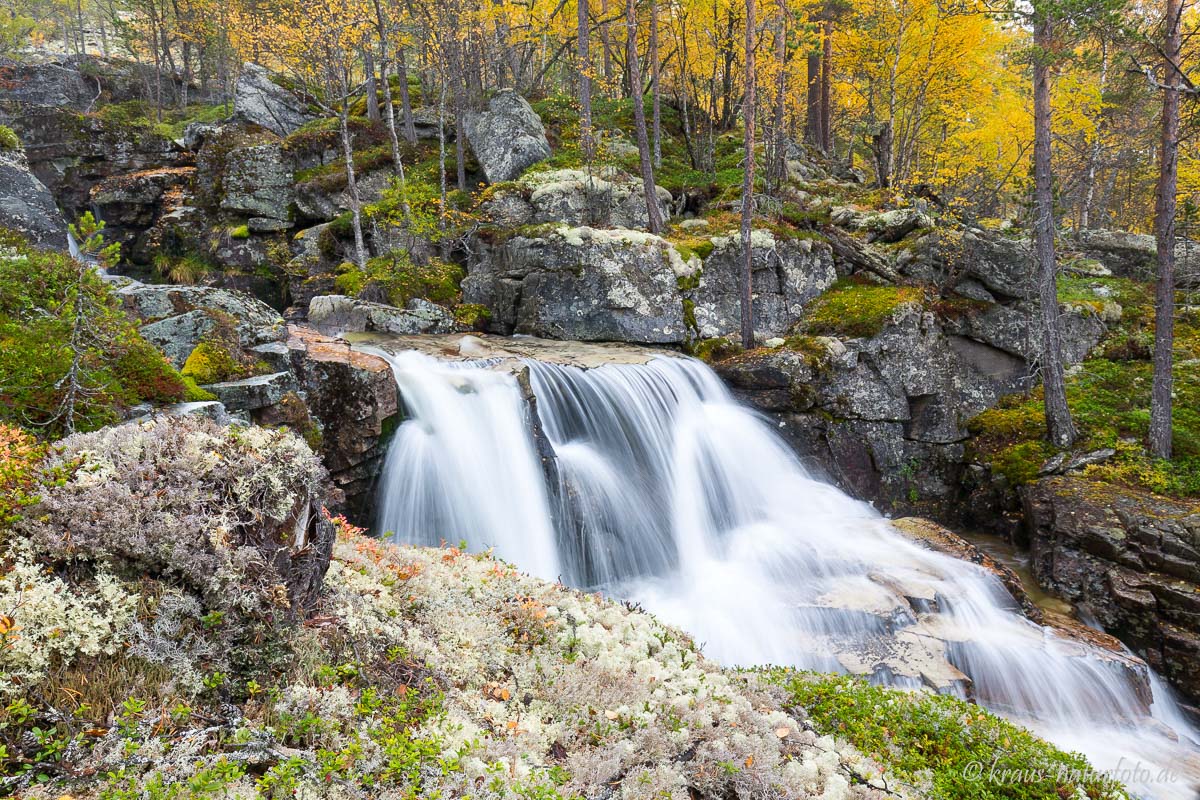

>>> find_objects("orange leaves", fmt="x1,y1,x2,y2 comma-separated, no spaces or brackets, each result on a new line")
483,682,512,702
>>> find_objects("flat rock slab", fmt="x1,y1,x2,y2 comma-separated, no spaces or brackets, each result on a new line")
204,370,297,410
347,332,682,371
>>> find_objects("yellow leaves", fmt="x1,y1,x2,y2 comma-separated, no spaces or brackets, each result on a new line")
0,614,15,635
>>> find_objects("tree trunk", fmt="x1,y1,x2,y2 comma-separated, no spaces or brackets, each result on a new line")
1032,17,1076,448
1149,0,1182,459
871,120,892,189
398,45,418,144
819,19,832,153
650,0,662,168
364,48,381,122
578,0,593,158
601,0,615,90
339,101,367,269
740,0,757,349
805,47,821,147
1079,41,1108,231
768,1,787,191
627,0,663,233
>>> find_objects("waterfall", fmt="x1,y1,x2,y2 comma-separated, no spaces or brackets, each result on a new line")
373,345,1200,799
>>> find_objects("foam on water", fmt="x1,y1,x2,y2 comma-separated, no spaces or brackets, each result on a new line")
374,347,1200,798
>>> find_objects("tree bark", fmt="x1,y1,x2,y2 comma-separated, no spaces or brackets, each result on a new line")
1149,0,1182,459
871,120,892,189
627,0,663,233
650,0,662,168
339,100,367,269
819,19,832,153
1032,16,1077,448
398,45,418,144
364,48,381,122
805,47,821,147
578,0,593,158
740,0,756,349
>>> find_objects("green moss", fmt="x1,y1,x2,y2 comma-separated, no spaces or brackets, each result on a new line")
181,376,217,402
681,298,697,333
767,670,1123,800
802,279,925,338
452,303,491,328
0,125,19,151
229,224,250,240
691,336,742,363
181,342,246,386
336,252,465,309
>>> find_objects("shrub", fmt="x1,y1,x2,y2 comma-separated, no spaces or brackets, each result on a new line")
0,424,44,528
0,228,185,436
0,125,19,151
17,417,331,617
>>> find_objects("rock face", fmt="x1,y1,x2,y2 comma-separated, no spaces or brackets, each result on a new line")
0,55,202,111
715,299,1104,517
0,149,68,249
464,90,551,183
1023,477,1200,708
118,283,288,353
219,143,294,221
89,166,196,252
286,326,399,519
233,63,315,137
686,231,838,339
308,295,465,336
1074,229,1200,286
466,226,686,343
900,229,1036,301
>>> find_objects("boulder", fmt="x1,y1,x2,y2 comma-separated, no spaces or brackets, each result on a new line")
233,63,316,137
1023,477,1200,706
901,229,1036,300
1071,229,1200,285
204,370,298,411
483,168,671,230
295,168,390,222
465,225,685,343
117,283,287,350
685,230,837,340
307,294,465,336
464,90,551,183
0,149,68,249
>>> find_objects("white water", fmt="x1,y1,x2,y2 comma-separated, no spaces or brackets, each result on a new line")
374,347,1200,799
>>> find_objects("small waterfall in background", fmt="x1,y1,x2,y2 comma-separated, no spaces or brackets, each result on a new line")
373,346,1200,799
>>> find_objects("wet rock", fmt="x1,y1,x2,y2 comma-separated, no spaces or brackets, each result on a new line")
0,148,68,249
465,225,685,343
233,63,316,137
464,90,551,183
308,294,464,336
286,326,399,519
686,230,837,340
88,166,196,251
1023,477,1200,705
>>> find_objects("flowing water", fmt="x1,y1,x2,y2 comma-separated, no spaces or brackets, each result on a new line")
372,345,1200,799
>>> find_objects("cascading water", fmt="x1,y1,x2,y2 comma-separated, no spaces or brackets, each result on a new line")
373,345,1200,799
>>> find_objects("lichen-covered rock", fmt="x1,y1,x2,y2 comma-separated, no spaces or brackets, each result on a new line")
294,168,390,222
0,54,201,111
88,165,196,252
0,148,68,249
308,294,465,336
1073,229,1200,286
900,228,1036,300
686,230,837,339
232,62,316,137
464,90,551,183
1023,477,1200,707
483,167,671,230
118,283,287,351
466,225,686,343
204,370,298,411
219,142,294,221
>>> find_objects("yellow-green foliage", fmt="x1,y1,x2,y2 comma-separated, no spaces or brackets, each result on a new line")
803,279,926,338
181,341,246,385
969,277,1200,497
452,303,491,328
230,224,251,240
0,125,19,151
335,251,464,308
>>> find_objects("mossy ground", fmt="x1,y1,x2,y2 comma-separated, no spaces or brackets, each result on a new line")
968,278,1200,497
